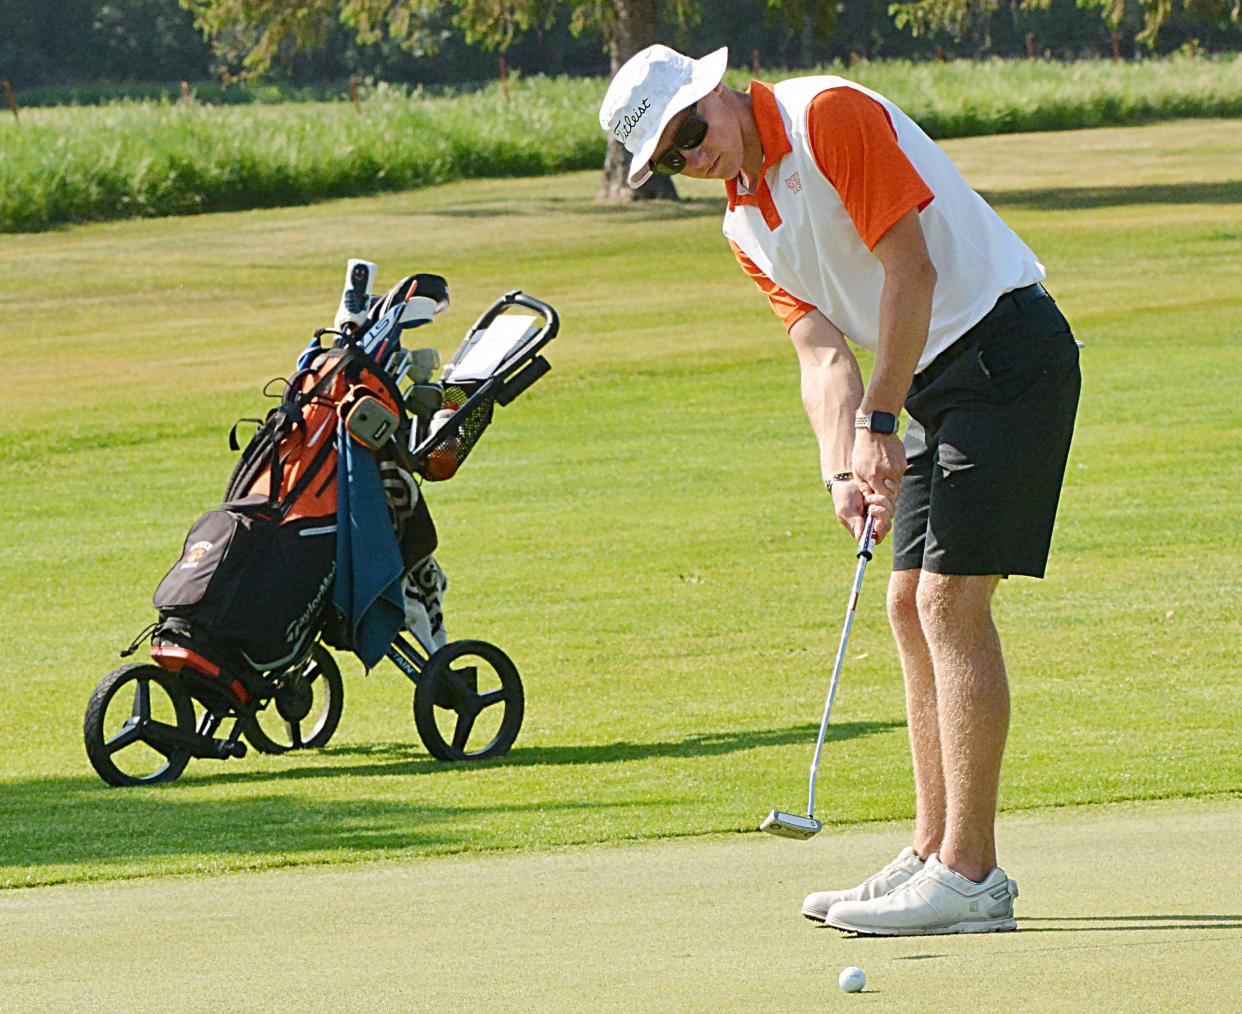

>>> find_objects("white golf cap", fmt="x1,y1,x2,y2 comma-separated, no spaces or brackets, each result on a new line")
599,45,729,189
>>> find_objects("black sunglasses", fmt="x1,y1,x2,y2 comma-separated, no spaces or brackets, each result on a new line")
650,104,709,176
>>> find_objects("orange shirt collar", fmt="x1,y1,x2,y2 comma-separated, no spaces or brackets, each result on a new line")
725,80,791,229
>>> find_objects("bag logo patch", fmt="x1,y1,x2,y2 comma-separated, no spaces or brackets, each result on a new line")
182,541,213,568
284,563,336,647
784,172,802,194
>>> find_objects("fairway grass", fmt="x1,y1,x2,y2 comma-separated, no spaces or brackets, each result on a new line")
0,120,1239,890
2,797,1238,1011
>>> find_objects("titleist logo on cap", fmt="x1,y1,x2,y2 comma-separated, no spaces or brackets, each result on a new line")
613,97,651,141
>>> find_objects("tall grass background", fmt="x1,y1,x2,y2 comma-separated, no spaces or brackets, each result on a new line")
2,56,1239,233
9,79,358,109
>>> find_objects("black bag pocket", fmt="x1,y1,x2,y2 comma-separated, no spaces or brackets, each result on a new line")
154,497,337,671
153,501,264,611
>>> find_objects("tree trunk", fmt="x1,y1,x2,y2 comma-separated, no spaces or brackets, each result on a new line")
800,12,815,68
597,0,677,202
974,11,993,58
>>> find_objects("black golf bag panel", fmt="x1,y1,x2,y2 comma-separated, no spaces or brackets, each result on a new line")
150,345,411,682
152,497,337,677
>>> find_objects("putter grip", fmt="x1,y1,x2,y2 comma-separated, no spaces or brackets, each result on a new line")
857,513,876,560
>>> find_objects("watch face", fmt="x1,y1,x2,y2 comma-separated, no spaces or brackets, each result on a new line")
859,412,896,434
856,412,899,434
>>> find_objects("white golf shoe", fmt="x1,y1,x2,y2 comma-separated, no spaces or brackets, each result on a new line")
824,853,1018,936
801,847,926,922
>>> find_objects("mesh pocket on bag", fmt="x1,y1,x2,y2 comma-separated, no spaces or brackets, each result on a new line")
421,384,496,480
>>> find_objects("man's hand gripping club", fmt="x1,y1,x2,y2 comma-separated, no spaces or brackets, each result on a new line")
844,429,904,543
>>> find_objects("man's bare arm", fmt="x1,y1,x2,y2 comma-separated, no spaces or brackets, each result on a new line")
866,208,937,414
788,309,862,481
788,310,893,541
852,208,937,499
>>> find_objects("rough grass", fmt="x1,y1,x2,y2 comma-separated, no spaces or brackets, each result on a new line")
0,120,1238,889
2,57,1240,232
11,78,358,108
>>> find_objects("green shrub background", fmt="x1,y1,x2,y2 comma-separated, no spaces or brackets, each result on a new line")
2,57,1240,232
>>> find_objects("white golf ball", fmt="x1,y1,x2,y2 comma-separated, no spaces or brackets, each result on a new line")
838,966,866,993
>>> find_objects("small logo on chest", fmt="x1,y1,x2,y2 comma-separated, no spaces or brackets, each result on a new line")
784,171,802,194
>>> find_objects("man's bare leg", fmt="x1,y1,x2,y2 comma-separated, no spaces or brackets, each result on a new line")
915,572,1008,883
887,568,945,860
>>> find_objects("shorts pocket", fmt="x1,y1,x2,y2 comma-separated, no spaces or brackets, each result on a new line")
976,329,1076,402
935,440,976,483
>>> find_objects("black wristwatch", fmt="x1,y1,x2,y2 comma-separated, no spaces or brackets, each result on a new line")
855,410,900,436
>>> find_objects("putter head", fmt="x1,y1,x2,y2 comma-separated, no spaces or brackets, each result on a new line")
760,810,822,840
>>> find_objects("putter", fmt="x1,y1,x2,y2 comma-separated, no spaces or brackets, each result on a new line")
761,511,876,840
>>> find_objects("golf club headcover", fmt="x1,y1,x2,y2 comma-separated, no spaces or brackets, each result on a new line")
335,259,377,332
398,295,441,329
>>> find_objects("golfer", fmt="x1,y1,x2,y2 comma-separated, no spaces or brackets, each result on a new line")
600,46,1080,936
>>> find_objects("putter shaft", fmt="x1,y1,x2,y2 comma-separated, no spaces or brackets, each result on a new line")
805,514,875,821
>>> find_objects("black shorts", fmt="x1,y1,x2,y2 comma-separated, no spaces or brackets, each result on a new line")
892,284,1081,578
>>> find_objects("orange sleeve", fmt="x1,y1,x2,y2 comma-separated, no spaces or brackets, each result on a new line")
728,239,815,331
806,88,934,250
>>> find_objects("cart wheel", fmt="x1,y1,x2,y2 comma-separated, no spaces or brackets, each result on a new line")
84,663,196,787
243,644,344,755
413,640,524,761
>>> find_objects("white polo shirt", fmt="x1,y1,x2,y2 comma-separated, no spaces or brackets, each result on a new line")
724,78,1045,371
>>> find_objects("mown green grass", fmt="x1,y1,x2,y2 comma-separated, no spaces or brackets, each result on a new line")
0,120,1238,889
5,800,1241,1012
2,57,1241,232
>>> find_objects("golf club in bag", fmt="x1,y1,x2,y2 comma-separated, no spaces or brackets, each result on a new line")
761,511,876,840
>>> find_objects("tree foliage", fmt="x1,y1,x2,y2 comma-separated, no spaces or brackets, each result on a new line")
891,0,1032,40
180,0,868,80
890,0,1240,49
0,0,213,86
182,0,695,77
3,0,1239,94
1073,0,1241,39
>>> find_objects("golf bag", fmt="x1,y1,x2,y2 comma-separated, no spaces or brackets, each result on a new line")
87,264,559,787
149,343,422,681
